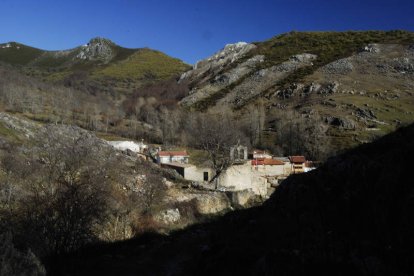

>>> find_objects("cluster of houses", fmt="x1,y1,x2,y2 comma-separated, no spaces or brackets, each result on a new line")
155,148,315,197
107,140,316,198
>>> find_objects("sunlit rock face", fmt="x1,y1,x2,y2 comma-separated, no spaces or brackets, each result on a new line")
75,37,115,62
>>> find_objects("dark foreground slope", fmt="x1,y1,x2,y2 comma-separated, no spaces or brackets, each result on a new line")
54,123,414,275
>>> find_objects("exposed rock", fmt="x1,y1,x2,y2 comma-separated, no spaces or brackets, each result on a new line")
195,42,256,70
290,53,317,63
392,57,414,73
194,192,231,215
276,83,305,99
180,55,264,107
321,58,354,74
356,108,377,120
226,189,256,207
174,191,231,215
361,44,380,53
179,42,257,85
325,116,356,129
75,37,114,63
228,54,317,107
0,112,39,138
155,208,181,224
303,82,321,95
327,81,339,94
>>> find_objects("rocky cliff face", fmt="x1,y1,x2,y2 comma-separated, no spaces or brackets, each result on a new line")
75,37,115,62
179,42,257,84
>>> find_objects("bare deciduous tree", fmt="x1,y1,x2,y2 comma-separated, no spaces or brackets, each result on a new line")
187,112,249,185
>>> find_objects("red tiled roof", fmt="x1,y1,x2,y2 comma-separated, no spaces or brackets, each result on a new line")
158,151,188,157
289,156,306,163
251,158,285,166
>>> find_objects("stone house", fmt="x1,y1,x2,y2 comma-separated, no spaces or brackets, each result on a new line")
289,156,306,174
217,158,288,197
161,162,214,182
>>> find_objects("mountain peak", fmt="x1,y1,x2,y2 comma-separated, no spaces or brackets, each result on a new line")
76,37,116,62
87,37,115,46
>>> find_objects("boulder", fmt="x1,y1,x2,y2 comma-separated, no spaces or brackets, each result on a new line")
356,108,377,120
194,193,231,215
325,116,356,130
155,208,181,224
226,189,256,208
322,58,354,74
361,44,380,53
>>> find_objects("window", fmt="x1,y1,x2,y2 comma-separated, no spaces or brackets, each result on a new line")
239,148,245,160
203,172,209,181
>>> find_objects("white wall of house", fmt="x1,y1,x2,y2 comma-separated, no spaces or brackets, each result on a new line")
217,163,267,196
158,156,171,164
184,166,215,182
171,156,188,163
158,155,188,164
218,162,290,197
253,164,285,176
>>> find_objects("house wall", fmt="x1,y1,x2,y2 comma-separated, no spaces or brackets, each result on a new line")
253,164,285,176
283,162,293,175
158,156,188,164
184,166,215,182
171,156,188,164
159,156,171,164
218,163,269,197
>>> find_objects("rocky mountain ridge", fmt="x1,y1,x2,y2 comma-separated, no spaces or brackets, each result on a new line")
179,31,414,150
0,38,190,94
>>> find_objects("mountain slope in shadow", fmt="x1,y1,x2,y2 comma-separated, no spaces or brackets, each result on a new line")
54,123,414,276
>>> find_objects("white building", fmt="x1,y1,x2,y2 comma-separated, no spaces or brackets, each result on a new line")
157,151,189,164
161,162,214,182
217,158,288,197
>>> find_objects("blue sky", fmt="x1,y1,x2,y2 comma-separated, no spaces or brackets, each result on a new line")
0,0,413,64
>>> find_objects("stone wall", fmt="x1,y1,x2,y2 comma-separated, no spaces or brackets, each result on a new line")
184,166,215,182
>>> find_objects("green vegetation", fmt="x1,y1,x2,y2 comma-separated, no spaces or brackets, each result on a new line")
93,48,190,81
192,30,414,110
0,43,43,65
0,40,190,94
0,121,20,143
255,30,414,68
241,31,414,108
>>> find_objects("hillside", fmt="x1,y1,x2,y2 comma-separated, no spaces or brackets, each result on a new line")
179,31,414,150
54,123,414,275
0,38,190,94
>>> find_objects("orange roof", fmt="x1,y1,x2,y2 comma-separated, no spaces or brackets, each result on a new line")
158,151,188,157
289,156,306,163
251,158,285,166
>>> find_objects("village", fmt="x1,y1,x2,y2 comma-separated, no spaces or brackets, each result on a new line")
108,139,317,199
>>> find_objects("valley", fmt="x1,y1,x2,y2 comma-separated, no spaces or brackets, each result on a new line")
0,30,413,275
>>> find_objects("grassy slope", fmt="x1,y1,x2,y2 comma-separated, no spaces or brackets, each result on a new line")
0,41,190,93
0,43,43,65
93,48,190,81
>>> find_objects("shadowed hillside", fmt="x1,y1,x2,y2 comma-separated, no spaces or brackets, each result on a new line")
52,123,414,275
